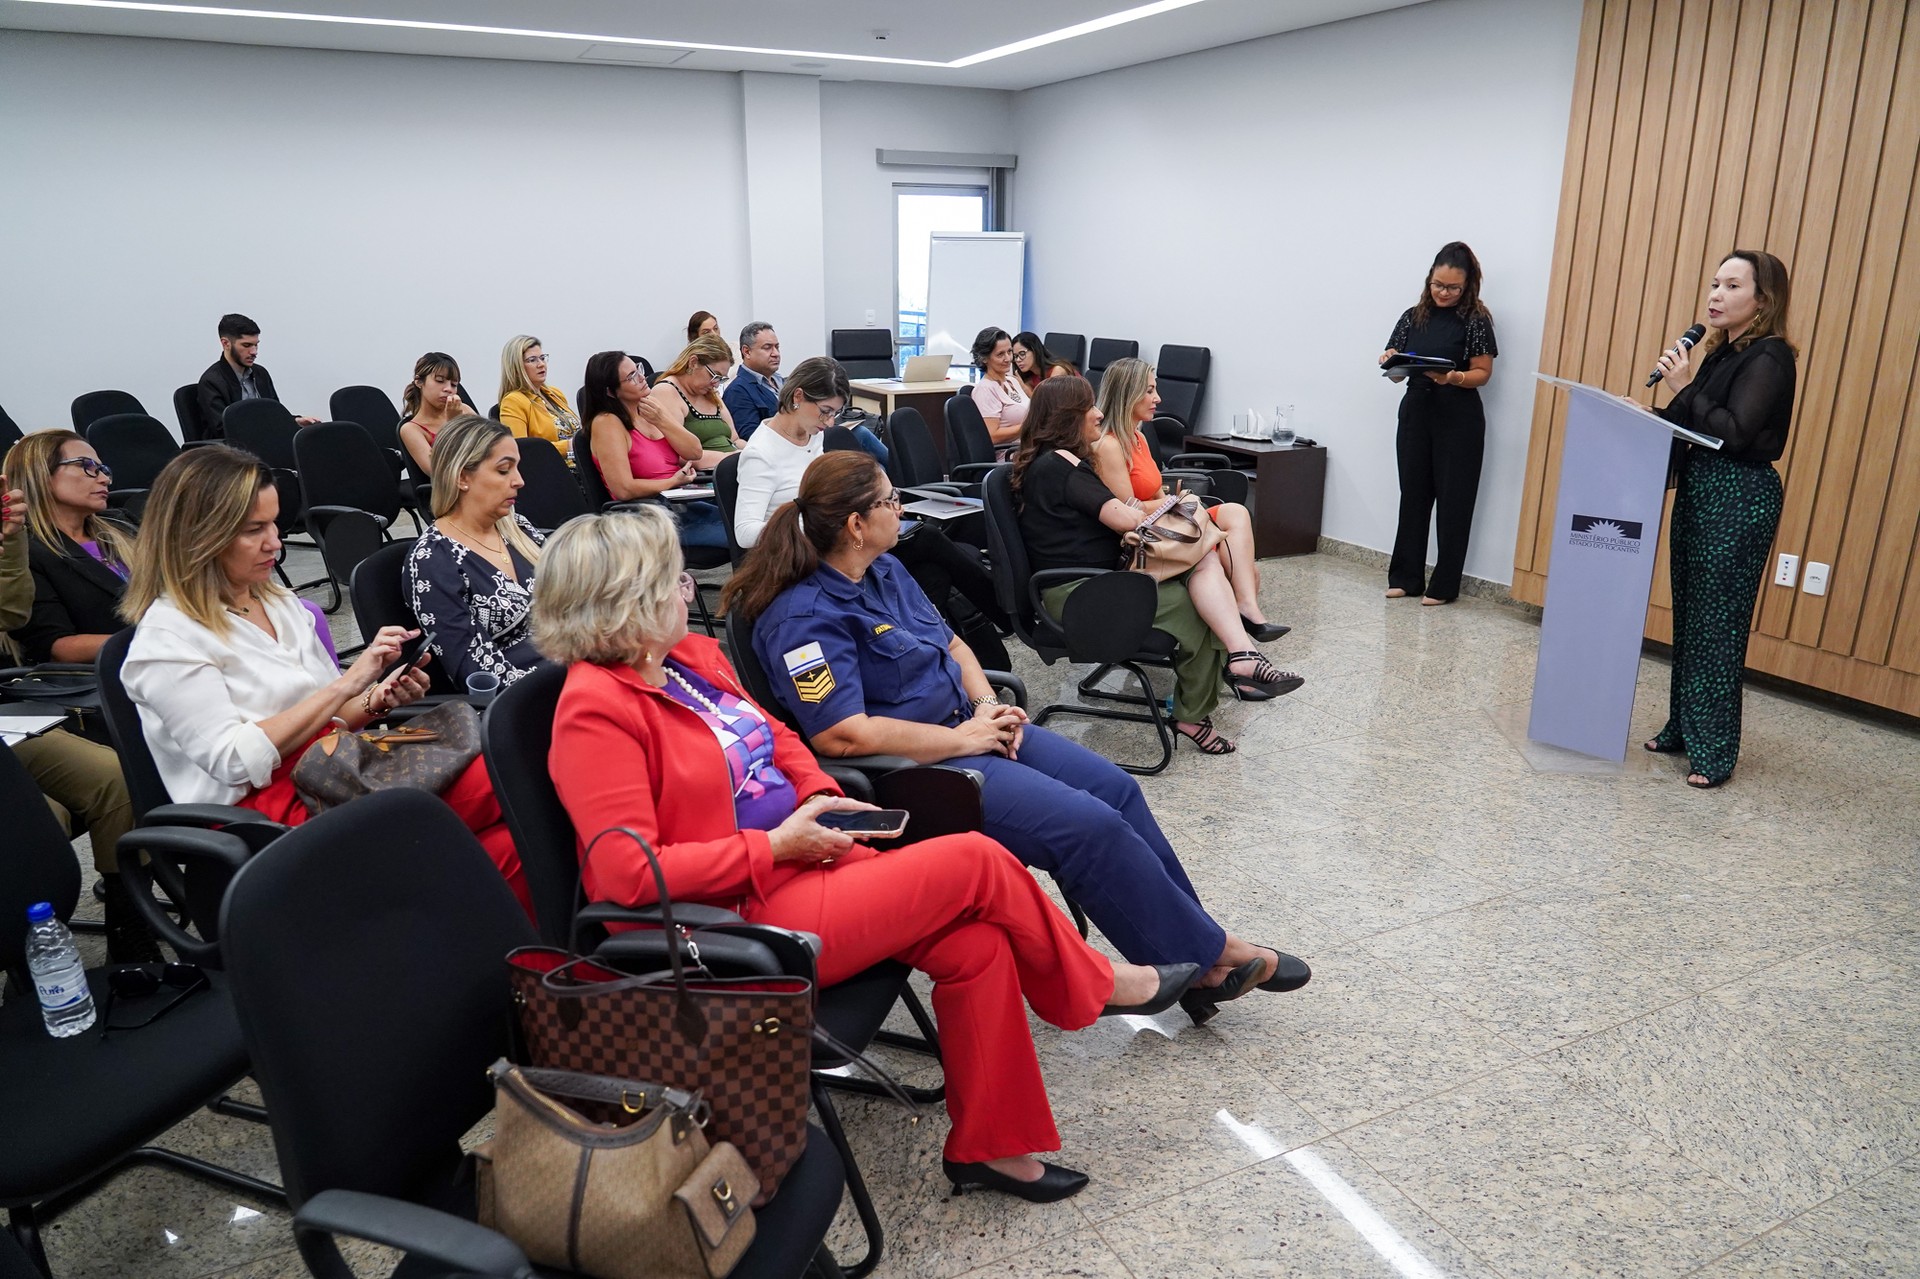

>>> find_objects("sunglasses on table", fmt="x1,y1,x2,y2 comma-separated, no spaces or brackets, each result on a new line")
99,961,208,1040
54,457,114,480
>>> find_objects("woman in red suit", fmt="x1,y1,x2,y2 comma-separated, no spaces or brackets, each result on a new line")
536,506,1196,1204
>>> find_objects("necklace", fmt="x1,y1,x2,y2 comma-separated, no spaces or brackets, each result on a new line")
448,522,508,555
666,666,724,717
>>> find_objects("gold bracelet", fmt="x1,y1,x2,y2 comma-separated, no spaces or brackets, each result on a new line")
361,686,379,716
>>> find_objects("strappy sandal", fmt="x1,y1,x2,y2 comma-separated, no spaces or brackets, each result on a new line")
1226,651,1305,699
1175,718,1236,755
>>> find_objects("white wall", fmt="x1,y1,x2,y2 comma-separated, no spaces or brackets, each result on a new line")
1011,0,1584,588
740,73,827,355
0,32,753,432
819,81,1013,338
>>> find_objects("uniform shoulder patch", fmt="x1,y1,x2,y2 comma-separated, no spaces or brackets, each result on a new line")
783,642,836,704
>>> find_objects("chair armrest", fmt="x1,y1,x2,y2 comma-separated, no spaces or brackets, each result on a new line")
871,765,985,841
818,762,876,802
180,439,221,450
1026,566,1112,621
913,482,964,498
1053,569,1159,663
950,463,1001,484
596,921,821,982
1168,452,1231,469
576,900,747,932
982,671,1028,708
294,1189,533,1279
115,826,255,965
142,803,289,851
306,504,391,532
0,663,94,678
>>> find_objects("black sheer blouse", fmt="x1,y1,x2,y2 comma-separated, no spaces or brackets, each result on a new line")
1656,335,1796,463
1016,452,1123,572
1386,304,1498,384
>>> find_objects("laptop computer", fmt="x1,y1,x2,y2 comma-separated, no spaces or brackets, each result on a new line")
898,353,954,382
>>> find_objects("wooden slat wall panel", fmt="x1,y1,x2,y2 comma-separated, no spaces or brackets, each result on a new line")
1514,0,1920,716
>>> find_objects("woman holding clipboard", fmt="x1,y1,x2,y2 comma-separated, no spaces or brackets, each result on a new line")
1378,241,1497,604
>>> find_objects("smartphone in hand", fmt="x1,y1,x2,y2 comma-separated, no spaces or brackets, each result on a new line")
378,629,437,684
816,809,911,839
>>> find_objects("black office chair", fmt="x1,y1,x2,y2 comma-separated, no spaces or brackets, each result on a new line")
83,412,178,521
1084,338,1139,396
218,789,848,1279
69,389,144,434
1154,344,1211,430
711,451,749,567
511,435,589,532
981,467,1178,774
482,664,935,1279
223,398,327,586
0,744,283,1275
829,329,896,380
292,421,399,613
170,383,207,444
1042,332,1086,371
346,541,463,697
821,426,862,453
487,402,501,422
881,408,953,491
941,394,1004,487
328,385,421,532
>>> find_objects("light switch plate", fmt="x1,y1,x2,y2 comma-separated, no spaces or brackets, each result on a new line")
1803,562,1830,596
865,309,876,326
1774,553,1799,587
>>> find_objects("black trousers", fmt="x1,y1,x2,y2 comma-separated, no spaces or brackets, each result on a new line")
1388,386,1485,601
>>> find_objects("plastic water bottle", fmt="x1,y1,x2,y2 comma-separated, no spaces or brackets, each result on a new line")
25,902,95,1037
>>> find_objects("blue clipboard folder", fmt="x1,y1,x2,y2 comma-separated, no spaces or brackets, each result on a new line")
1381,353,1458,381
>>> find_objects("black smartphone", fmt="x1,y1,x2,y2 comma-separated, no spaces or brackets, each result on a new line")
815,809,911,838
378,630,437,683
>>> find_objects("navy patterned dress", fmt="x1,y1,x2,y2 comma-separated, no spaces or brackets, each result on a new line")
404,517,546,688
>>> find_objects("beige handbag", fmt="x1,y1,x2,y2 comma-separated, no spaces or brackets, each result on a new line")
1119,491,1222,582
474,1060,757,1279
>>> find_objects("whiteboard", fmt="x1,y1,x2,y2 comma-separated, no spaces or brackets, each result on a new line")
924,232,1025,366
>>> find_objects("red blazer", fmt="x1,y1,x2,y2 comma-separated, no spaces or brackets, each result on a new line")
549,634,846,913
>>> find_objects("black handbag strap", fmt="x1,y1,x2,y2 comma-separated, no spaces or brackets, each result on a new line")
573,827,706,1043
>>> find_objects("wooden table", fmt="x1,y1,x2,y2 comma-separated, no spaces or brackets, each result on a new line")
1183,435,1326,557
850,378,965,467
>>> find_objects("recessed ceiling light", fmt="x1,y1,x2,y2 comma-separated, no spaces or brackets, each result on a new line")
8,0,1213,69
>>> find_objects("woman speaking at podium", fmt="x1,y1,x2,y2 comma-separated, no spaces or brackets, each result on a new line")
1644,250,1797,789
1378,242,1497,604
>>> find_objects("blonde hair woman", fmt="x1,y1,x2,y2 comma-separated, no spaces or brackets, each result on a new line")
647,333,743,469
120,446,530,912
404,415,546,689
538,506,1196,1205
497,335,580,457
1091,358,1287,647
3,428,137,663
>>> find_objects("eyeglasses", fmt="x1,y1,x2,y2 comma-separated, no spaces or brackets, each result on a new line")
1429,281,1465,295
869,491,902,513
523,353,549,365
703,365,731,382
677,572,696,602
99,962,207,1040
809,399,843,419
54,457,113,480
622,368,646,384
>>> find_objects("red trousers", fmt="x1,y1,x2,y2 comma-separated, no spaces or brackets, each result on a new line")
240,746,534,922
740,833,1114,1163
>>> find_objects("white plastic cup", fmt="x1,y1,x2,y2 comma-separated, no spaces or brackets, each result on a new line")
465,671,502,705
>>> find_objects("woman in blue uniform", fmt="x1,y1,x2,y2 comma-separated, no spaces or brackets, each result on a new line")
722,452,1309,1025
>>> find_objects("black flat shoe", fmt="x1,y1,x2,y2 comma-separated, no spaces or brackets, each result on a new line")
1241,616,1292,643
1643,737,1685,754
1101,962,1202,1017
1255,949,1312,993
1175,955,1264,1026
944,1159,1089,1203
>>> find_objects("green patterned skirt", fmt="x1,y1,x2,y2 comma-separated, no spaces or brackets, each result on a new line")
1651,449,1783,783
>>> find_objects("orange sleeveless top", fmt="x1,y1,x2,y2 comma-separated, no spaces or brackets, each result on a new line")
1125,430,1162,502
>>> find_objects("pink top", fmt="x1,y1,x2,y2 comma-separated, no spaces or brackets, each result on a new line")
623,427,684,480
972,374,1029,430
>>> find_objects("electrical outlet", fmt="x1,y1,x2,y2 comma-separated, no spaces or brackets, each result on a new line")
1803,561,1830,596
865,309,876,326
1773,553,1799,587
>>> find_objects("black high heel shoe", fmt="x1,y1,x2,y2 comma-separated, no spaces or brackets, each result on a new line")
1226,652,1305,700
944,1159,1089,1203
1241,616,1292,643
1101,962,1202,1017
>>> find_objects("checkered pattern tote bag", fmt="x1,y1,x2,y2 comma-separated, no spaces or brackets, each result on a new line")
507,827,814,1205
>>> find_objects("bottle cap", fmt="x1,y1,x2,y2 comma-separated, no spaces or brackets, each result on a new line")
27,902,54,922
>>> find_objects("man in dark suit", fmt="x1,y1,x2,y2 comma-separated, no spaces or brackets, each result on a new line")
724,320,889,463
194,312,317,439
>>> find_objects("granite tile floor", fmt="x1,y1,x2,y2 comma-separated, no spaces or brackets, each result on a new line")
18,549,1920,1278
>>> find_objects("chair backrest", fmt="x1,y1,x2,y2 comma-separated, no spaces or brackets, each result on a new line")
328,386,403,454
1086,338,1138,395
821,426,862,453
1154,344,1211,429
478,662,577,946
0,741,85,983
570,431,615,507
223,398,301,470
512,435,589,532
347,539,417,641
71,389,145,433
221,789,537,1207
1149,416,1189,466
0,402,23,449
884,408,943,487
488,402,502,422
980,467,1043,647
170,384,201,442
829,329,896,380
711,450,747,566
1042,332,1086,370
294,421,400,526
723,608,807,737
96,626,175,823
943,394,996,470
86,413,179,488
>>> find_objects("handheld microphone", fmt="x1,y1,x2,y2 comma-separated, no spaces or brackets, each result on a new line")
1645,323,1707,387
